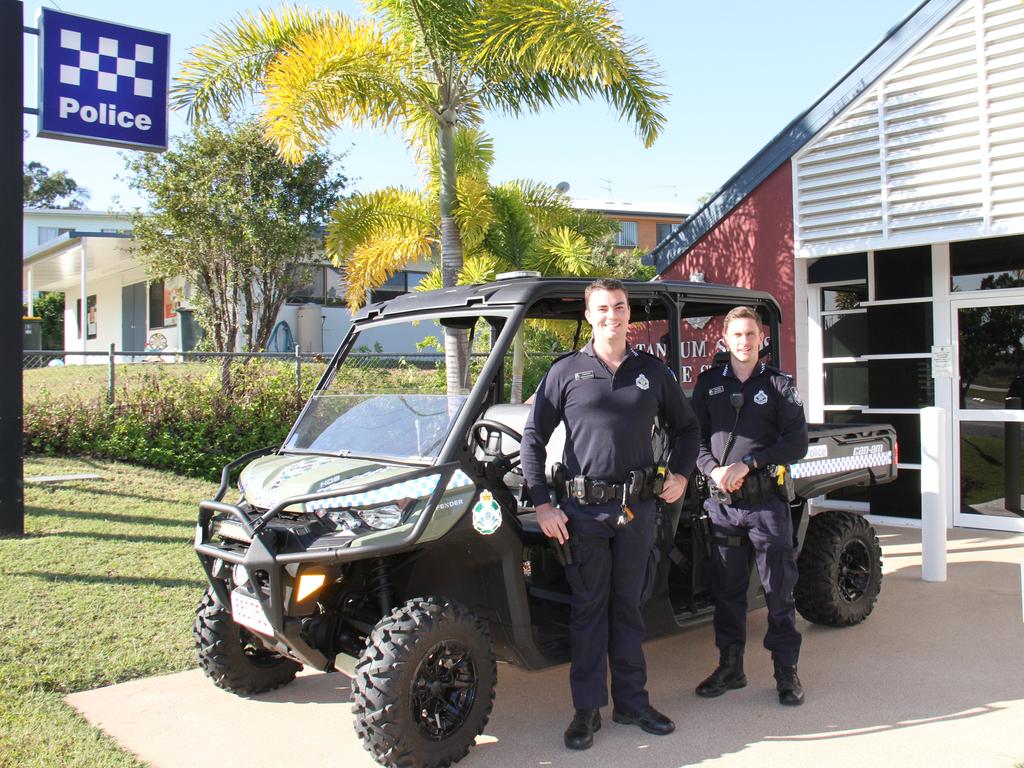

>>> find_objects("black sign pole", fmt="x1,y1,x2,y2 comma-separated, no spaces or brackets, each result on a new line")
0,0,25,537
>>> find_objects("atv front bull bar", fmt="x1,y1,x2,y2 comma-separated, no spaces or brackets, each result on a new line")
194,460,464,670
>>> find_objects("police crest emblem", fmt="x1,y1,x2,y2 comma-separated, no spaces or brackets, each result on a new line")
754,389,769,405
472,490,502,535
635,373,650,390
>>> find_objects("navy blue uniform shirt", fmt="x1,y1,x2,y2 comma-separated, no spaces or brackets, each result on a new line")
690,360,808,475
520,340,700,508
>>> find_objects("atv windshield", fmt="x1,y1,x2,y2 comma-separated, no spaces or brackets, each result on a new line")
284,394,468,460
282,314,507,461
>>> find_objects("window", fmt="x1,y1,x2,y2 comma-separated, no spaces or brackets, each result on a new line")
867,303,932,354
811,250,934,519
37,227,73,245
656,221,675,243
821,283,868,358
874,245,932,299
288,266,327,304
369,271,430,304
616,221,638,247
149,281,165,329
950,235,1024,292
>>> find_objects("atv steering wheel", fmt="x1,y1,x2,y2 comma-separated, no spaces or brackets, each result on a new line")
470,419,523,478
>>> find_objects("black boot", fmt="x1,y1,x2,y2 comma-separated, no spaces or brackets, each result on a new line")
696,644,747,698
564,708,601,750
774,661,805,706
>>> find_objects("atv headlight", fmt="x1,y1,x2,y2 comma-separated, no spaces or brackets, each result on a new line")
355,503,404,530
311,501,410,532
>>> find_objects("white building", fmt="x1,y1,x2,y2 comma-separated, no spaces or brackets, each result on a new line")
21,208,433,356
650,0,1024,534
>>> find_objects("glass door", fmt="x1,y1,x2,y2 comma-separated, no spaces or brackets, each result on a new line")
952,295,1024,532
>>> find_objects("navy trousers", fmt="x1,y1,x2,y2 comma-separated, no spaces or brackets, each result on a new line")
563,498,657,713
705,495,801,666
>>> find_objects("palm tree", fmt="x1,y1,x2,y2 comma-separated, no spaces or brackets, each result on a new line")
328,127,619,399
172,0,667,392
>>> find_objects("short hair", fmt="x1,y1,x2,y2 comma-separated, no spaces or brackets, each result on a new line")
723,306,763,335
585,278,628,308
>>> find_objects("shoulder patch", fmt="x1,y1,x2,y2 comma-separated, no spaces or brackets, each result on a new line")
786,386,803,407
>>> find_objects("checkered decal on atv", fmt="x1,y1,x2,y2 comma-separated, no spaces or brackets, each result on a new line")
58,29,156,97
306,469,474,512
789,451,893,479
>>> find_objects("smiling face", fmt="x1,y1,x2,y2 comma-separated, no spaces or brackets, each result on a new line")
585,288,631,346
724,316,764,366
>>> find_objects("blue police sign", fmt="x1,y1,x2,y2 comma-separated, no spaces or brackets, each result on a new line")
37,9,169,152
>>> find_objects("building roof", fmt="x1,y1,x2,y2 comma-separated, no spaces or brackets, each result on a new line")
23,231,135,292
649,0,963,274
570,198,689,218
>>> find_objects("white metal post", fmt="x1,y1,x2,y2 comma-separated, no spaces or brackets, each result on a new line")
79,243,87,354
920,406,948,582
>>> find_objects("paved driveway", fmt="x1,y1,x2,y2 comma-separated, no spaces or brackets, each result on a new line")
67,526,1024,768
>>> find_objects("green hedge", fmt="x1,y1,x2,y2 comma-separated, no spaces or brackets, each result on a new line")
24,360,306,481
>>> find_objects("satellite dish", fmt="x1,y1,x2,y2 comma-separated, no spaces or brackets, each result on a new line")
554,181,570,194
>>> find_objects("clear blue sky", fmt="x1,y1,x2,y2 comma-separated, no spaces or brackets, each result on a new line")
21,0,923,212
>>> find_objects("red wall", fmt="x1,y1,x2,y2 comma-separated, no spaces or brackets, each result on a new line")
659,161,797,373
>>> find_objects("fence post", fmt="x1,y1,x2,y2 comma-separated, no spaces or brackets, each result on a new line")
295,345,302,406
108,343,116,405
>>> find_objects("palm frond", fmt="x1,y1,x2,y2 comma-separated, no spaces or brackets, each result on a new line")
470,0,668,146
172,6,347,123
325,187,437,307
262,20,414,161
344,232,437,307
457,253,501,285
531,225,595,276
453,173,494,254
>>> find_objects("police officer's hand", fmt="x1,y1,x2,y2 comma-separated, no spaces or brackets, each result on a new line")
657,470,688,503
711,463,750,493
536,502,569,544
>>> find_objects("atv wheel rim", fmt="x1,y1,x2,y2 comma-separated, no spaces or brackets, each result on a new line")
838,539,872,602
410,640,478,740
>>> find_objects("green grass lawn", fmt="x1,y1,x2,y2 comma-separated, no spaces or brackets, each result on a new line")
0,457,217,768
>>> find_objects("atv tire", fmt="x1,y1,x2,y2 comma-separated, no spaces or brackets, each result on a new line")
352,597,496,768
795,511,882,626
193,588,301,694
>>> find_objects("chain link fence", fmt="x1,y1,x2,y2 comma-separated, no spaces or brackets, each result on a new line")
23,347,455,405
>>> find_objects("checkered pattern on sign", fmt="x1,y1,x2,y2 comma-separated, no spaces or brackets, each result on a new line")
59,28,155,97
306,470,474,512
789,451,893,479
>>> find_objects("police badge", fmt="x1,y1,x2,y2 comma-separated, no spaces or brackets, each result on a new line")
636,373,650,390
754,389,769,405
472,490,502,535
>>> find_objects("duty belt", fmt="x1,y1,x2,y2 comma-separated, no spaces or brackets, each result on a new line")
564,466,660,506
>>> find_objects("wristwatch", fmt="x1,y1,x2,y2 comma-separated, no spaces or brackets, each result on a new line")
742,454,758,470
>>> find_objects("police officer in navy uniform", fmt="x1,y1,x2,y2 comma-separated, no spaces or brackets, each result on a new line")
520,279,699,750
690,306,809,706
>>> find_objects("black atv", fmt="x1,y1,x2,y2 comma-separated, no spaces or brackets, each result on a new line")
193,276,896,768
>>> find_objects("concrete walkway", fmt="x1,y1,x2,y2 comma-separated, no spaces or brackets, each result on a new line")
67,526,1024,768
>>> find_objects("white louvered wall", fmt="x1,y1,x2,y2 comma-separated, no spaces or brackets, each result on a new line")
794,0,1024,257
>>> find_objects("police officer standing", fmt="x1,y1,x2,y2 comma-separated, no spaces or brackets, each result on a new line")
520,279,699,750
690,306,809,706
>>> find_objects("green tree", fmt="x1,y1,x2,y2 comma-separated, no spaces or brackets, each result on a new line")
124,121,344,382
24,292,66,349
23,161,89,209
172,0,667,393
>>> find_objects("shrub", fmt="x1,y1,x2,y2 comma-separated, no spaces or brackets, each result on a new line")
24,360,307,481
